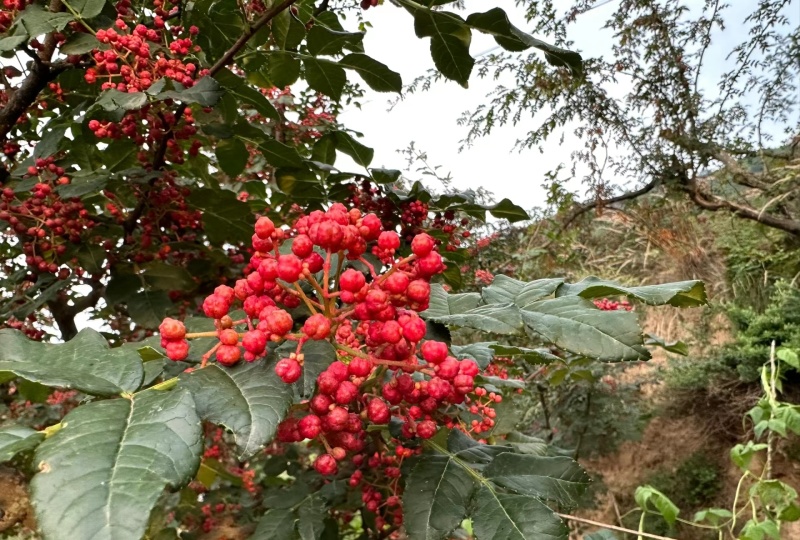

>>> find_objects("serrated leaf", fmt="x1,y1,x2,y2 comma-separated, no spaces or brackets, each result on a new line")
332,131,373,167
338,53,402,93
370,168,401,184
484,453,589,506
156,76,223,106
307,25,363,56
60,33,100,54
188,188,255,245
556,277,707,307
485,198,530,222
489,344,560,365
521,297,648,361
431,304,523,335
0,328,144,395
450,342,496,369
644,334,689,356
96,89,148,112
252,509,296,540
31,388,202,540
471,485,569,540
180,361,292,459
272,10,305,50
403,455,476,539
466,8,582,76
16,5,74,37
215,137,249,177
0,35,27,52
634,485,679,526
481,276,563,307
141,262,196,291
404,5,473,87
214,68,280,121
303,58,346,100
267,51,301,87
74,243,106,274
126,289,171,328
71,0,106,18
422,283,481,319
0,426,45,463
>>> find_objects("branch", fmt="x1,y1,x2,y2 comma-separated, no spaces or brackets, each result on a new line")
689,183,800,235
48,282,105,341
557,513,677,540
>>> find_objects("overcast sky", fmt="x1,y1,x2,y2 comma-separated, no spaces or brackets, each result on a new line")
335,0,797,212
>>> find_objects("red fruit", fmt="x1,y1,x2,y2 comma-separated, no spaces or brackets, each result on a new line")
382,383,402,404
298,415,322,439
436,357,460,380
325,406,349,431
348,356,373,377
202,294,229,319
339,268,365,292
257,258,279,281
275,358,302,383
327,361,349,381
314,454,338,475
310,394,333,414
377,231,400,251
252,233,273,252
216,344,241,367
331,447,347,461
334,381,359,404
277,254,303,282
317,371,340,395
165,340,189,362
219,329,239,346
380,320,403,344
367,398,390,423
417,251,445,277
383,272,410,294
159,318,186,339
360,214,382,239
411,233,435,257
406,280,431,303
255,216,275,239
304,252,324,273
427,377,452,400
241,330,267,355
400,316,426,342
264,309,293,336
416,420,437,439
459,359,480,377
453,374,474,394
303,313,331,340
291,234,314,258
421,341,448,364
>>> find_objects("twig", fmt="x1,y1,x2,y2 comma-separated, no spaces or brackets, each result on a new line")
557,513,676,540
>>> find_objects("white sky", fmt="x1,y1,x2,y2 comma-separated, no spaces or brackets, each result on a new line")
336,0,798,212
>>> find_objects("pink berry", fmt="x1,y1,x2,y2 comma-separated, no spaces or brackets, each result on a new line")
411,233,435,257
255,216,275,239
275,358,302,383
303,313,331,340
159,318,186,339
314,454,338,475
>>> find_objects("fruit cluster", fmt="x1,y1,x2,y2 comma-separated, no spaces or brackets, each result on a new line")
0,159,94,275
158,204,500,534
594,297,633,311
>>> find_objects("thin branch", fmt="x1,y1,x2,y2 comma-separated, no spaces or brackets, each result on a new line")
688,184,800,235
557,513,677,540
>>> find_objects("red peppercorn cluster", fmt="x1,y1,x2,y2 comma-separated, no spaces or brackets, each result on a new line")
158,204,502,533
0,0,29,33
84,19,204,93
0,315,45,341
0,160,95,276
360,0,379,9
263,87,337,145
594,297,633,311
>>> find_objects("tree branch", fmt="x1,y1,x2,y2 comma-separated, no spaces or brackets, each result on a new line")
688,185,800,235
48,283,105,341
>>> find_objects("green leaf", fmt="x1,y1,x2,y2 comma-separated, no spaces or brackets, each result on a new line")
156,76,224,106
644,334,689,356
141,262,196,291
370,168,401,184
0,426,45,463
303,58,347,100
471,485,569,540
70,0,106,18
520,297,649,361
556,277,707,307
215,137,249,177
188,188,255,245
584,531,619,540
0,35,27,52
276,340,336,398
481,276,563,307
0,328,143,395
180,361,292,459
450,342,496,369
634,485,679,526
15,4,74,37
214,68,280,121
402,3,474,87
96,89,148,112
253,509,296,540
258,137,305,168
422,283,481,319
740,519,781,540
505,432,550,456
483,453,589,506
777,348,799,369
338,53,402,93
31,388,202,540
34,124,67,159
60,33,100,54
272,10,305,50
432,303,523,335
307,25,363,56
403,455,476,539
332,131,373,167
731,441,768,470
74,243,106,274
693,508,733,526
126,289,172,328
465,8,583,76
267,51,302,87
